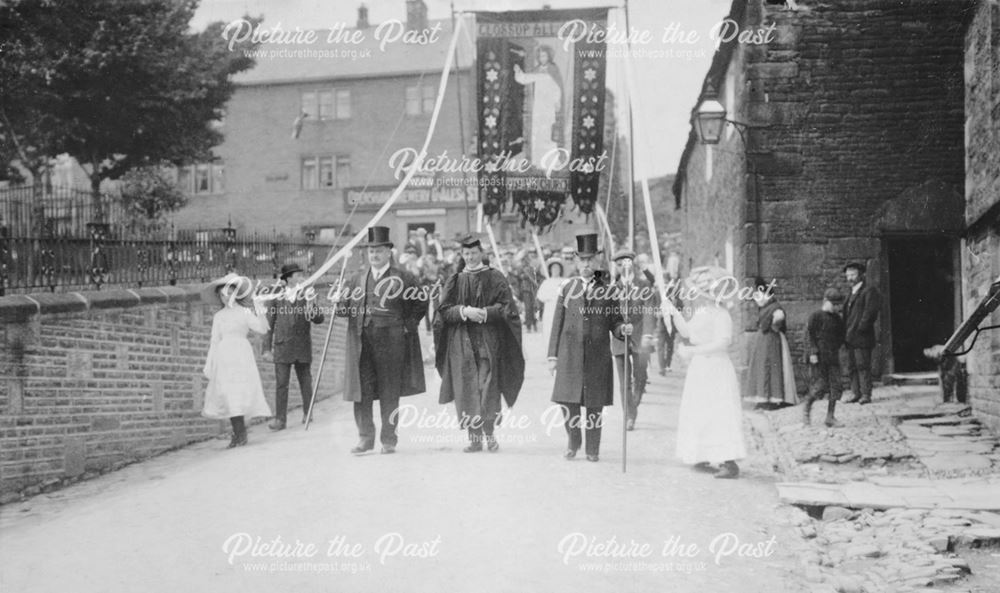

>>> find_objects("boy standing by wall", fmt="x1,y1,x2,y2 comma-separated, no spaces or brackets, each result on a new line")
804,288,846,428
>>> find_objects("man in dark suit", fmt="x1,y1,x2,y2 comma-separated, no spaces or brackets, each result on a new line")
264,262,325,430
548,233,632,462
841,262,881,404
336,226,426,454
609,248,657,431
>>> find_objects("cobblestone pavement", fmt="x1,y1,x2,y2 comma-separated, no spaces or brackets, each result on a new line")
760,388,1000,592
0,331,809,593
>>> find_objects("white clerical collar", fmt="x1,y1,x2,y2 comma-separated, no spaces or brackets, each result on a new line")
465,264,486,273
372,264,390,279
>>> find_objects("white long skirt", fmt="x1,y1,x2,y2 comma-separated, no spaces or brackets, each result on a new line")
675,352,747,464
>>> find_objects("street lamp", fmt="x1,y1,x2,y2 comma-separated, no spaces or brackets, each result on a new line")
694,95,727,145
692,83,770,281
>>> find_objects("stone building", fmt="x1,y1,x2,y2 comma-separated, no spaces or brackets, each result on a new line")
673,0,970,387
171,1,481,243
961,0,1000,431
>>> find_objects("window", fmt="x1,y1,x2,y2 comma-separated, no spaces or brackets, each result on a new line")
319,157,334,187
335,90,351,119
212,163,225,194
318,91,333,120
405,86,421,115
301,91,317,118
406,85,436,115
421,85,435,113
336,155,351,187
302,155,350,189
302,89,349,120
176,161,224,195
301,157,318,190
195,164,211,194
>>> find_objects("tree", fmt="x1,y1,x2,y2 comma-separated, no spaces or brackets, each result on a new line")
0,0,260,218
118,167,187,235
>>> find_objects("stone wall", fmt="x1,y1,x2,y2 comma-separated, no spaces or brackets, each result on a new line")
0,285,346,500
962,0,1000,432
676,0,969,384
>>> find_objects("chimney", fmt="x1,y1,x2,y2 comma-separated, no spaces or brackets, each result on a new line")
405,0,427,31
356,4,369,29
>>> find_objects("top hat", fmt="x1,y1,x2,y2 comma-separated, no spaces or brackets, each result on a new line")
575,233,600,257
457,234,483,249
361,226,393,248
612,247,636,262
279,262,304,280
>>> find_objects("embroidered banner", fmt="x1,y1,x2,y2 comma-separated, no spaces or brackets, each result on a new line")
475,9,609,230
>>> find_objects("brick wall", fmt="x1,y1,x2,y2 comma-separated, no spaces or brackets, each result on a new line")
962,0,1000,432
0,285,346,501
676,0,969,384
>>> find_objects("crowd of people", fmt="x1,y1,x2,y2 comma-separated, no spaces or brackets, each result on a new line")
198,223,882,481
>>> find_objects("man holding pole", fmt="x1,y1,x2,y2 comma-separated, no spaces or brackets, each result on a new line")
263,262,325,431
336,227,426,455
610,249,657,431
548,233,632,462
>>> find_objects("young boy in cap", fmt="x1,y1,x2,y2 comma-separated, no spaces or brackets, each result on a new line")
803,288,847,427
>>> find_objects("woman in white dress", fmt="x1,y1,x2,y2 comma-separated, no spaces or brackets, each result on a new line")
535,258,566,346
201,273,272,448
664,265,747,479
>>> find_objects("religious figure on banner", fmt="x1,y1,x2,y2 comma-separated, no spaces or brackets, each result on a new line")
512,45,564,168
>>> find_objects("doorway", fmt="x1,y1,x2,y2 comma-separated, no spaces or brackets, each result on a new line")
885,236,957,372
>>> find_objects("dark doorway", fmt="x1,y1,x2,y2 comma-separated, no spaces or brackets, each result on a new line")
886,236,956,372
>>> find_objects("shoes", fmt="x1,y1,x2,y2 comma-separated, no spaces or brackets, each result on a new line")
626,419,635,431
485,436,499,452
858,398,872,405
268,419,286,431
350,442,374,455
563,449,578,460
586,454,599,462
226,433,247,449
463,441,483,453
714,461,739,479
824,417,845,428
659,369,666,376
692,462,716,473
841,395,859,404
381,445,396,454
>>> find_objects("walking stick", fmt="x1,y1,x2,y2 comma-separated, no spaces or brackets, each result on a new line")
304,254,351,431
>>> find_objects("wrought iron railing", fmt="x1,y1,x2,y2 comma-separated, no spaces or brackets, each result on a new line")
0,232,335,295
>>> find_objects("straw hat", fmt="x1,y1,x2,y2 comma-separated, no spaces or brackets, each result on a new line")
200,272,254,307
684,265,732,301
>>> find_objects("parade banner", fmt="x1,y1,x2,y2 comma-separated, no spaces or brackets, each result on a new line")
475,9,609,230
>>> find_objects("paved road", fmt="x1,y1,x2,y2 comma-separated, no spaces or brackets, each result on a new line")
0,331,807,592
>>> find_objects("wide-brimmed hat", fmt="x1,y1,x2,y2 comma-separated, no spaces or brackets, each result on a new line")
200,272,254,306
684,265,732,301
575,233,600,257
279,262,304,280
612,247,636,262
360,226,393,248
545,257,565,276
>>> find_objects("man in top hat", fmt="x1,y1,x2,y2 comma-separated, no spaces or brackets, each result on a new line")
434,234,524,452
336,226,427,454
548,233,632,462
263,262,325,430
610,248,658,431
